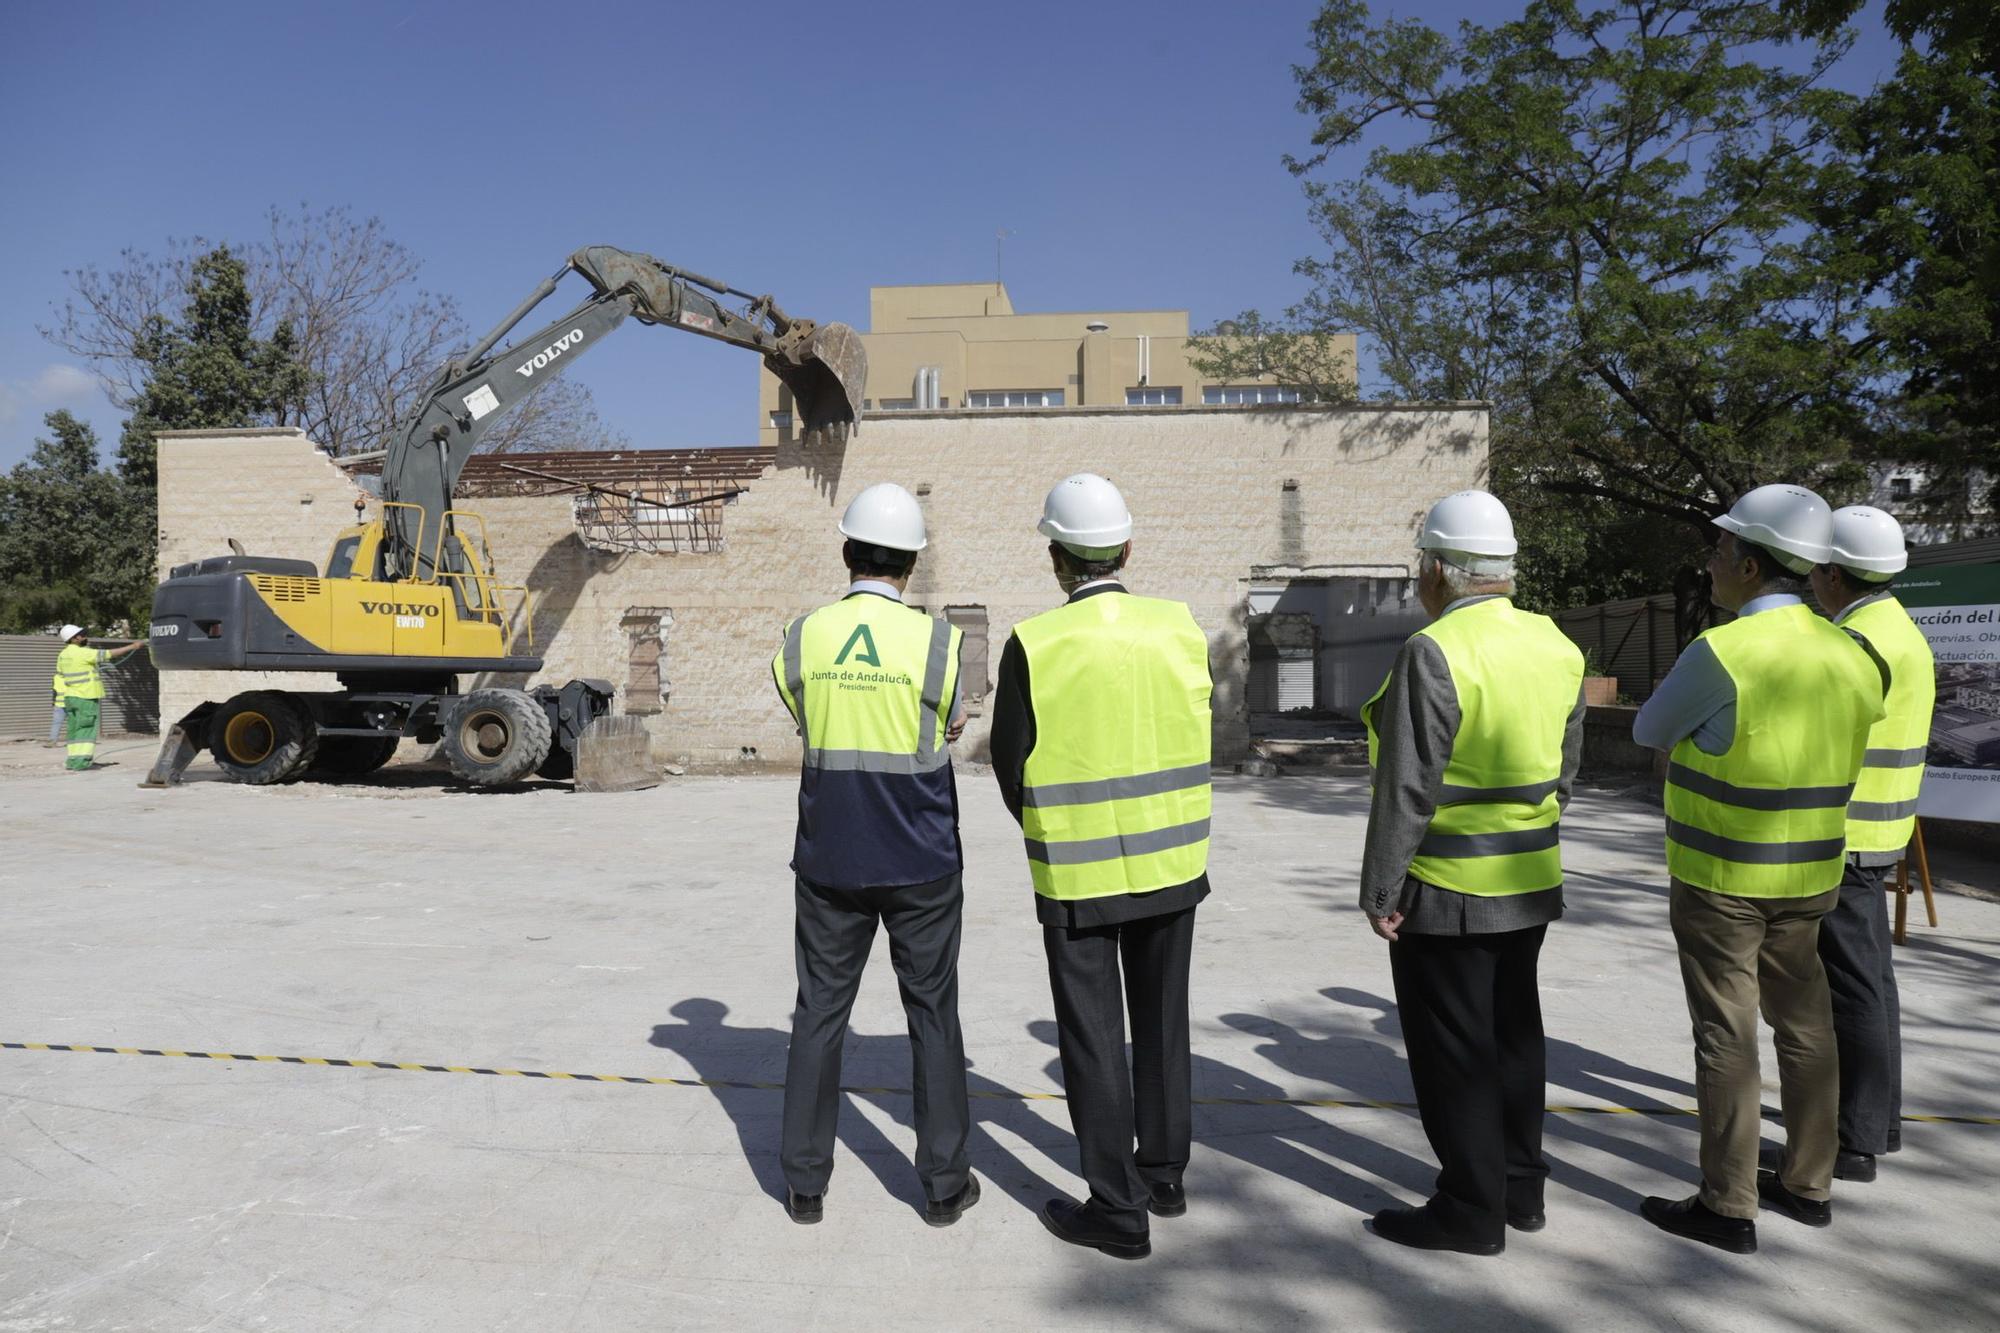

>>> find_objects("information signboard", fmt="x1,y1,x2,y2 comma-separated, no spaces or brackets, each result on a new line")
1893,562,2000,824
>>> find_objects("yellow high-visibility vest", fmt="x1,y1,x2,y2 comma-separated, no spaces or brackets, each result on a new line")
1664,603,1885,897
1014,593,1211,901
1841,595,1935,855
773,595,961,776
55,643,107,701
1363,597,1584,895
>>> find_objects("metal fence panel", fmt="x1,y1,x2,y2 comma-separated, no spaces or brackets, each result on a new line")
0,635,159,737
1553,594,1681,702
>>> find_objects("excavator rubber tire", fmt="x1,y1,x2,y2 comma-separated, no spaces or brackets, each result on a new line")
442,688,553,786
208,691,319,785
309,735,401,779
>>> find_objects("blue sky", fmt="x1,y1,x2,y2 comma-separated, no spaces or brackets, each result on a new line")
0,0,1898,470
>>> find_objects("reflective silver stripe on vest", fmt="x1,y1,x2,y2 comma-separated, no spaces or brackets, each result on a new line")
1665,818,1845,865
1021,762,1211,809
1666,763,1852,812
1436,779,1560,807
1863,746,1926,769
781,619,808,748
1024,817,1211,866
804,748,950,775
1416,825,1560,859
1848,797,1919,822
796,616,953,775
915,619,951,767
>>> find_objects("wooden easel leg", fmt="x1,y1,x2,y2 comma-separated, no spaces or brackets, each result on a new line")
1892,855,1909,946
1913,819,1938,929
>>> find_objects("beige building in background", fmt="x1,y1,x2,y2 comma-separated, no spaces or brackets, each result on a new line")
759,282,1359,447
155,399,1479,770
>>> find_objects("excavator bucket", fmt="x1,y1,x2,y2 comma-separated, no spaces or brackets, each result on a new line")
766,321,867,441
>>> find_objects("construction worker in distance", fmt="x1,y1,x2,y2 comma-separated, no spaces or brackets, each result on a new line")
1358,490,1586,1257
992,472,1212,1262
769,482,979,1230
1772,505,1932,1185
1633,485,1887,1253
55,625,150,771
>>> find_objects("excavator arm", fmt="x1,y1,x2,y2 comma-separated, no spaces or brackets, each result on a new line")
377,246,865,580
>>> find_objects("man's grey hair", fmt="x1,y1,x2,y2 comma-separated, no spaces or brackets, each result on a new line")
1423,549,1514,601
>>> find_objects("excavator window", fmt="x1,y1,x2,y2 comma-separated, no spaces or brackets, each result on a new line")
326,536,362,579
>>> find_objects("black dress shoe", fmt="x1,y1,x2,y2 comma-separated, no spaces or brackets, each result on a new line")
1507,1208,1546,1233
1757,1170,1833,1227
925,1174,981,1227
1758,1142,1877,1183
1640,1195,1756,1253
1147,1180,1187,1218
1039,1198,1151,1259
785,1190,824,1225
1369,1205,1504,1256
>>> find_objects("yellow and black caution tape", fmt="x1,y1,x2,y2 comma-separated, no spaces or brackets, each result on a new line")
5,1041,1996,1126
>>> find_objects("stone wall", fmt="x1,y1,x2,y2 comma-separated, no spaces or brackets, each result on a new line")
155,404,1486,764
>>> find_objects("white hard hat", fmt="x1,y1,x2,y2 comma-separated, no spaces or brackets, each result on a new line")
1712,484,1833,573
1828,505,1907,580
1417,490,1517,575
838,482,928,552
1038,472,1133,558
59,624,84,641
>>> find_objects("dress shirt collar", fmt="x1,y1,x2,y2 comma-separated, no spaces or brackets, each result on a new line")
1067,579,1126,603
1738,591,1803,617
1833,588,1895,625
846,579,904,603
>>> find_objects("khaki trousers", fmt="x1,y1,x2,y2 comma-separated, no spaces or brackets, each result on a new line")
1669,879,1839,1219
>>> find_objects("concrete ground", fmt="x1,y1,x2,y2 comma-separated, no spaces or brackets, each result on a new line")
3,737,1998,1331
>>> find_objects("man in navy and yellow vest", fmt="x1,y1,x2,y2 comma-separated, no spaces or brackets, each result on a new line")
1634,485,1887,1253
1359,490,1586,1256
1796,505,1933,1184
993,473,1210,1262
770,483,979,1230
55,624,149,771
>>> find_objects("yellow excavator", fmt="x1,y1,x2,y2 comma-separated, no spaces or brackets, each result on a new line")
144,247,864,787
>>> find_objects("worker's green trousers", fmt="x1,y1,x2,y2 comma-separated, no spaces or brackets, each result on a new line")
64,697,100,770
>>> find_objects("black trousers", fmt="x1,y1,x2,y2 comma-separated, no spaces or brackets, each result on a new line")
1819,860,1903,1155
1043,905,1197,1232
1389,924,1550,1242
781,872,970,1201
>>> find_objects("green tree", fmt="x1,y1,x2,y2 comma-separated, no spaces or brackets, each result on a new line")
117,245,312,491
45,205,624,456
1793,0,2000,534
1204,0,1886,612
0,411,153,632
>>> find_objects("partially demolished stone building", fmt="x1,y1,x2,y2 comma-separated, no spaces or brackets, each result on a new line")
155,401,1485,767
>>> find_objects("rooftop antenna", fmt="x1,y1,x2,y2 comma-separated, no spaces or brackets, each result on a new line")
996,228,1013,288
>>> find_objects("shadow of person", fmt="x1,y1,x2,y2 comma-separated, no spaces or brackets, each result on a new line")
1025,1018,1429,1216
1316,985,1675,1211
648,999,1068,1219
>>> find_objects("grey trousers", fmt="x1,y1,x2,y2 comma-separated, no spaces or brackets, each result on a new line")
781,872,970,1202
1819,860,1903,1155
